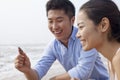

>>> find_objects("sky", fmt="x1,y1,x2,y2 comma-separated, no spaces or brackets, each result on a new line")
0,0,120,44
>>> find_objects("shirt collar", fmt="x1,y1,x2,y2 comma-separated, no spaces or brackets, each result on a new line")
70,26,78,41
55,26,78,42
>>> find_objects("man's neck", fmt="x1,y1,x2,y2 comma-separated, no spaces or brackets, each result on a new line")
61,39,69,48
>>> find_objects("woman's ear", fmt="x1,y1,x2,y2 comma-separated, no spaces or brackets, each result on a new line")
99,17,110,32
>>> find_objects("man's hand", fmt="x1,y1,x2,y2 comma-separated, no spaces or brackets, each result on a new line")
14,47,31,73
14,47,39,80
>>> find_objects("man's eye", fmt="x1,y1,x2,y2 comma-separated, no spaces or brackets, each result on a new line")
48,21,53,23
57,19,63,22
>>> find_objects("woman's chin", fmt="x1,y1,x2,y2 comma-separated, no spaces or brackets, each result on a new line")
82,46,91,51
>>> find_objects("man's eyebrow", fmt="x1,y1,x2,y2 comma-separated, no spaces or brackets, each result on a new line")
48,17,64,20
56,17,64,19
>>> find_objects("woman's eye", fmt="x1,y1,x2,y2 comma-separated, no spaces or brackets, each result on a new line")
79,26,84,29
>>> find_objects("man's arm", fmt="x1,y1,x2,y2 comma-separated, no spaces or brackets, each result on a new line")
49,49,98,80
33,41,57,79
68,49,98,80
24,69,39,80
50,73,79,80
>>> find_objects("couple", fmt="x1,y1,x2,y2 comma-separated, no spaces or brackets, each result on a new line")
15,0,120,80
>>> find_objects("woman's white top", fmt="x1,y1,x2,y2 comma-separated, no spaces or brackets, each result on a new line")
109,48,120,80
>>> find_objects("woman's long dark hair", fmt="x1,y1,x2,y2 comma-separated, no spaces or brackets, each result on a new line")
80,0,120,42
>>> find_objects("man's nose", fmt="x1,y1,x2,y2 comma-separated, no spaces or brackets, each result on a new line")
52,22,59,29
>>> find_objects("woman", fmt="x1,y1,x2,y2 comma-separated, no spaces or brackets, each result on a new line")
76,0,120,80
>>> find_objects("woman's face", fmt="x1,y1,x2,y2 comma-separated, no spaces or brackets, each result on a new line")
76,10,103,51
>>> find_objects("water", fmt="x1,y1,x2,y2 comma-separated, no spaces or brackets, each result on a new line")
0,44,65,80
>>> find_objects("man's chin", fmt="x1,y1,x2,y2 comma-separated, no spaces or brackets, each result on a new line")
55,37,62,40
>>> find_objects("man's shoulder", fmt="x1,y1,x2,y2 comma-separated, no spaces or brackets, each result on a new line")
47,39,60,47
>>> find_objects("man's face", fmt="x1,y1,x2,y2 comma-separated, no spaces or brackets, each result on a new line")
47,9,74,42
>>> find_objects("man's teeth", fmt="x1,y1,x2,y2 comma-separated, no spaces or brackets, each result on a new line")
54,31,61,34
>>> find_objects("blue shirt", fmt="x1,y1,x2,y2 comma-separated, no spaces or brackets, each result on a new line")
34,27,109,80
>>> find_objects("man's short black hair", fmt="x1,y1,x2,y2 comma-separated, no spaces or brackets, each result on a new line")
46,0,75,19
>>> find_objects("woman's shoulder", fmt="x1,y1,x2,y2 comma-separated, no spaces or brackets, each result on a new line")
112,48,120,66
116,48,120,55
112,48,120,80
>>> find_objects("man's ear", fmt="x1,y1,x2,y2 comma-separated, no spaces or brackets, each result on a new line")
71,16,75,24
99,17,110,32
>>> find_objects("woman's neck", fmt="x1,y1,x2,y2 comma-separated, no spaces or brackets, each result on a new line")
96,41,120,62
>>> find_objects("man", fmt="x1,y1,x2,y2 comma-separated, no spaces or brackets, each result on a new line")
15,0,109,80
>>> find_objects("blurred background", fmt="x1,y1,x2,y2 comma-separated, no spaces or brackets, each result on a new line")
0,0,120,80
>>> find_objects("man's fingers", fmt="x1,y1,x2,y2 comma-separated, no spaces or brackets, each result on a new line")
18,47,28,58
15,54,25,64
15,62,24,68
18,47,24,54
